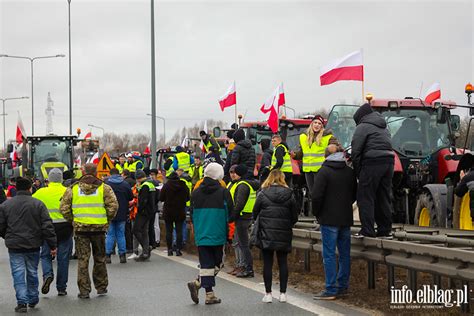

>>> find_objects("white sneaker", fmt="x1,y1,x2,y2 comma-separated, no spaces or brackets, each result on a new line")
127,253,138,260
262,293,272,303
279,293,287,303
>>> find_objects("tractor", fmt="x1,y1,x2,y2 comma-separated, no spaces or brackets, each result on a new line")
326,97,465,228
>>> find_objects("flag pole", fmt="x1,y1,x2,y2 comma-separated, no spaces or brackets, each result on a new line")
361,80,365,104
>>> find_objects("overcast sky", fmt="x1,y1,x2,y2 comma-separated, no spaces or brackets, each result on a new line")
1,0,473,143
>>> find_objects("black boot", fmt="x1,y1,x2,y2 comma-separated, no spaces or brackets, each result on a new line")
119,254,126,263
105,254,112,264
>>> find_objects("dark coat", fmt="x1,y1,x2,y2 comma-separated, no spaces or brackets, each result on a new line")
159,175,189,222
253,185,298,252
106,175,133,222
137,181,156,217
351,110,394,176
231,140,256,178
0,191,57,251
312,152,357,227
228,179,260,220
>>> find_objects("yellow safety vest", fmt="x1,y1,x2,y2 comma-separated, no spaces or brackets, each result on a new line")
299,133,332,172
165,157,174,177
124,161,132,171
175,152,192,172
271,143,293,173
71,184,107,225
180,178,192,207
40,162,68,179
115,163,124,174
140,180,156,192
203,137,221,153
228,180,256,215
33,182,67,224
191,165,203,179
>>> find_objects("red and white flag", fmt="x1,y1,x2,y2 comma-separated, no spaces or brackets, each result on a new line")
84,131,92,140
10,149,19,168
424,83,441,104
16,112,26,144
87,152,99,164
200,121,207,152
218,82,237,111
74,155,82,167
144,141,151,155
260,83,285,133
320,50,364,86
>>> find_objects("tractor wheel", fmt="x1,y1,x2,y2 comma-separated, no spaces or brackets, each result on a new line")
415,192,440,227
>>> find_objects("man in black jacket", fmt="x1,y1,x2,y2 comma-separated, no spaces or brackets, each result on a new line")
133,170,156,261
230,128,256,178
351,103,394,238
0,177,57,313
258,138,273,183
270,134,293,186
312,145,356,300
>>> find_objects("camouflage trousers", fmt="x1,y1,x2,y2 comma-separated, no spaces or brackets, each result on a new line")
76,234,108,295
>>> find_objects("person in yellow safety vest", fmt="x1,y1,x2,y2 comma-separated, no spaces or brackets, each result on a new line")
172,146,194,174
190,156,204,188
124,153,133,171
115,154,126,174
163,156,174,177
134,170,156,261
270,134,293,187
177,169,193,207
40,161,68,180
126,152,144,174
59,163,118,298
32,168,73,296
227,164,260,278
291,114,338,208
199,131,221,154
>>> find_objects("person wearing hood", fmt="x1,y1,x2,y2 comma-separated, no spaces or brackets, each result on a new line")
270,134,293,186
230,128,256,178
33,169,72,297
312,145,356,300
351,103,394,239
187,163,236,305
105,168,133,264
59,163,118,299
227,164,260,278
292,115,338,210
258,138,273,184
160,171,189,256
252,169,298,303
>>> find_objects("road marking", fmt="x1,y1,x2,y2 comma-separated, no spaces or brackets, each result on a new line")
152,249,343,316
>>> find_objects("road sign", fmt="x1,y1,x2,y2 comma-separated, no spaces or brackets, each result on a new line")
97,152,114,178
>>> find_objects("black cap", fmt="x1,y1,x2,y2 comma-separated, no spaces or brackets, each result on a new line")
199,131,207,137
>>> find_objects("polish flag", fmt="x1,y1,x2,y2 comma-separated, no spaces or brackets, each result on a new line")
144,141,151,155
218,82,237,111
87,152,99,164
200,121,207,152
424,83,441,104
260,84,284,133
320,50,364,86
10,148,19,168
74,155,82,167
16,112,26,144
84,131,92,140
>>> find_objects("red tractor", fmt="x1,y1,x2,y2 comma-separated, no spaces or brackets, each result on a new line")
326,97,464,227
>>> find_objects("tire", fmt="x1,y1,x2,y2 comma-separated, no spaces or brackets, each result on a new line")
414,192,440,227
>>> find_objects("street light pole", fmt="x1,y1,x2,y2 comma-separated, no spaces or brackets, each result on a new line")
88,124,105,136
68,0,73,135
0,96,29,150
150,0,157,168
147,114,166,144
0,54,65,135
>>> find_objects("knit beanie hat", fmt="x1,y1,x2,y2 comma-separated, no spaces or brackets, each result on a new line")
312,114,325,126
233,128,245,143
135,169,147,180
234,165,247,177
48,168,63,183
353,103,373,125
199,130,207,137
204,162,224,181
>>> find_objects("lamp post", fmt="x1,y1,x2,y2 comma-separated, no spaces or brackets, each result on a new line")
88,124,105,136
0,54,65,135
67,0,73,135
146,114,166,144
150,0,157,168
0,96,29,150
283,105,296,118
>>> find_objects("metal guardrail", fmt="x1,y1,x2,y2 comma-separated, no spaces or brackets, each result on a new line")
291,225,474,312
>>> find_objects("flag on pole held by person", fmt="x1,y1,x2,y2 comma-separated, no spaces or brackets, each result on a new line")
16,112,26,144
320,50,364,86
424,83,441,104
87,152,99,164
218,82,237,111
260,83,285,133
84,131,92,140
144,141,151,155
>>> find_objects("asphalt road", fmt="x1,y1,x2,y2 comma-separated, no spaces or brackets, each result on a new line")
0,245,369,316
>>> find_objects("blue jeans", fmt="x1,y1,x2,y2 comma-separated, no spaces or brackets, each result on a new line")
106,221,127,255
9,251,40,305
173,221,187,246
320,225,351,295
41,237,73,291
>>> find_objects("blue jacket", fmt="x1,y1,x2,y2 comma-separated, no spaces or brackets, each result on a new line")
190,178,235,246
106,175,133,222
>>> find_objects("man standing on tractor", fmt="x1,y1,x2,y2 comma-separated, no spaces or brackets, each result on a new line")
351,103,394,239
200,130,221,155
270,134,293,186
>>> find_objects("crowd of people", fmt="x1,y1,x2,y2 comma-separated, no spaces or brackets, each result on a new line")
0,103,400,312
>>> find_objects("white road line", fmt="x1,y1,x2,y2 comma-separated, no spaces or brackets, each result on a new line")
152,249,343,316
